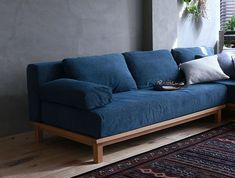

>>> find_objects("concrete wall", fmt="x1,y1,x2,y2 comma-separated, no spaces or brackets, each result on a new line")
0,0,143,136
152,0,178,50
152,0,220,50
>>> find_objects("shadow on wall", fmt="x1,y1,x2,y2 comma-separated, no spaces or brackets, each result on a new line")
177,0,203,38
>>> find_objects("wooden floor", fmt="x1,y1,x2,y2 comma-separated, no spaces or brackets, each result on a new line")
0,112,234,178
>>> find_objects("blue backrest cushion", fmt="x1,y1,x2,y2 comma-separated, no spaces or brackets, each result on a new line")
217,51,235,79
195,54,208,59
171,46,214,64
63,53,137,93
123,50,180,89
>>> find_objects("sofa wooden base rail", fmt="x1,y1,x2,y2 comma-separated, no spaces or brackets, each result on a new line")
227,103,235,110
32,105,225,163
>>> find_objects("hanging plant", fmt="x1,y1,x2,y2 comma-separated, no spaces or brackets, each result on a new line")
183,0,207,18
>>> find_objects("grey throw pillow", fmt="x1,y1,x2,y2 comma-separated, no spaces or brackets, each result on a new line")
179,55,230,85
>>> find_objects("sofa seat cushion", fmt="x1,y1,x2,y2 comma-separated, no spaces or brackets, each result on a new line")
40,78,112,110
215,79,235,103
171,47,214,64
63,53,137,93
123,50,180,89
41,83,227,138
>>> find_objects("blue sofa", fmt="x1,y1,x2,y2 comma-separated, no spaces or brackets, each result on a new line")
27,47,235,163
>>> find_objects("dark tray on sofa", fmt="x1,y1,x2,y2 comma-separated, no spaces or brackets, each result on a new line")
154,81,185,91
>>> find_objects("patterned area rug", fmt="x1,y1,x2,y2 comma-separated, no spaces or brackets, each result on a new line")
74,122,235,178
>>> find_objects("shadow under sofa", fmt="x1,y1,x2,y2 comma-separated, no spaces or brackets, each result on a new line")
27,48,235,163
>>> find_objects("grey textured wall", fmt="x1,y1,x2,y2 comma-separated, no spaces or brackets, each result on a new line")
0,0,143,137
152,0,178,50
152,0,220,50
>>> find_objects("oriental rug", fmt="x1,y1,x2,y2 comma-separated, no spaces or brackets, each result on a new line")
74,122,235,178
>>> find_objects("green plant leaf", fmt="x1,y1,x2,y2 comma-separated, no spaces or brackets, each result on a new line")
183,0,206,18
225,15,235,31
183,0,191,3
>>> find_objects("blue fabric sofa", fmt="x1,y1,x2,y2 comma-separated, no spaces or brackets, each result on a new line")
27,47,235,163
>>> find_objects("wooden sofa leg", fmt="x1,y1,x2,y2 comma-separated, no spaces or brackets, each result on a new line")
35,126,43,143
215,110,222,124
93,143,103,163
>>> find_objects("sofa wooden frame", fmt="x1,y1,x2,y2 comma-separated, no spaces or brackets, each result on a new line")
32,105,227,163
227,103,235,110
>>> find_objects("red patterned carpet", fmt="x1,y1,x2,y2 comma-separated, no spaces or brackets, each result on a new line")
74,122,235,178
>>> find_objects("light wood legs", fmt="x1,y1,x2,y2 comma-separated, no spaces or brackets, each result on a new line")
35,127,43,143
34,125,104,163
93,144,103,163
215,110,222,124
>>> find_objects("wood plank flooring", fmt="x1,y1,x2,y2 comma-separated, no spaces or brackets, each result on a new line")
0,111,234,178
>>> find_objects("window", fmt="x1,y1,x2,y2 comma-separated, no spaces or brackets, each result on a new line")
220,0,235,30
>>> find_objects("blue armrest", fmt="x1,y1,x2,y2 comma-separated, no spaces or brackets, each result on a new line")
40,78,112,110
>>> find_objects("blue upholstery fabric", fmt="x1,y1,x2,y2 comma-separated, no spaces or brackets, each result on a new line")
41,102,102,138
41,83,227,138
40,79,112,110
27,62,64,121
63,53,137,93
123,50,180,89
195,54,207,59
215,80,235,103
217,52,235,78
171,47,214,64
